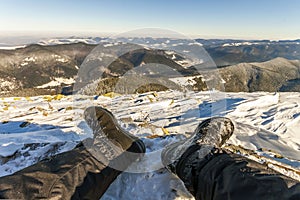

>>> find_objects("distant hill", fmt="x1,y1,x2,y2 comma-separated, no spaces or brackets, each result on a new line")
0,43,94,95
79,57,300,95
201,39,300,66
217,57,300,92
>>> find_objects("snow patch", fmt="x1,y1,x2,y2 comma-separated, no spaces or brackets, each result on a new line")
36,77,75,88
0,45,26,50
222,42,257,47
51,55,69,63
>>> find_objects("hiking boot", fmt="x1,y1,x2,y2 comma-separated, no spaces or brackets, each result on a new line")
161,117,234,177
84,106,146,167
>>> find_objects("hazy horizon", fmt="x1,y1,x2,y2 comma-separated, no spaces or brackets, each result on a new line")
1,0,299,41
0,30,299,46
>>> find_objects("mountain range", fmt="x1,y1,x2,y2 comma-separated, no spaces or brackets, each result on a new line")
0,38,299,96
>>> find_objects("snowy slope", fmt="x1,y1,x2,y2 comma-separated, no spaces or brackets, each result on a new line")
0,91,299,199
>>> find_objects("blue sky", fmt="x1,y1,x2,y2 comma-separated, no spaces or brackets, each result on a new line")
0,0,299,39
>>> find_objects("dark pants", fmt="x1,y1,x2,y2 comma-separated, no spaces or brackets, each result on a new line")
178,149,300,200
0,146,299,199
0,145,121,200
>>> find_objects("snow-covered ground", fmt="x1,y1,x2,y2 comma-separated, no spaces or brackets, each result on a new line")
0,91,299,199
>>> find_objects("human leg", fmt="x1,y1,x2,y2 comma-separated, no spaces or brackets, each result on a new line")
162,117,300,200
0,106,145,199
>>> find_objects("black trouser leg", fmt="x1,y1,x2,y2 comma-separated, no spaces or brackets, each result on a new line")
177,150,300,200
0,145,121,200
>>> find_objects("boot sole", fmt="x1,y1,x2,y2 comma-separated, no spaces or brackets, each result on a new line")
84,106,146,154
162,117,234,167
